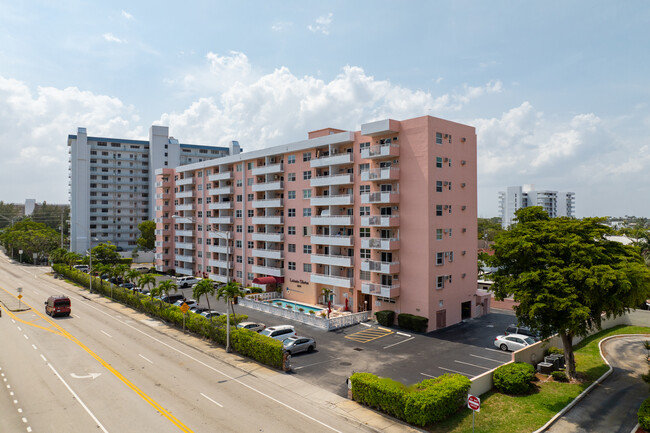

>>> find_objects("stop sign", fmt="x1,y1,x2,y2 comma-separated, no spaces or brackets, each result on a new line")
468,394,480,412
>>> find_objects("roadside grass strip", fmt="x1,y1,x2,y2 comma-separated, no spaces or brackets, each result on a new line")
345,327,393,343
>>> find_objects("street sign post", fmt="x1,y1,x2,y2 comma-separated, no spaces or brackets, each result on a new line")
468,394,480,433
180,303,189,332
17,287,23,309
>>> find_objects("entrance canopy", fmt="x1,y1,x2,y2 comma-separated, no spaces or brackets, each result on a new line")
252,276,284,285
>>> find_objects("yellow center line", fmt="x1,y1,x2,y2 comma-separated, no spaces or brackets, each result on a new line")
0,287,193,433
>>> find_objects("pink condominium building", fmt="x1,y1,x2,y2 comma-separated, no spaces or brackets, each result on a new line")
155,115,487,331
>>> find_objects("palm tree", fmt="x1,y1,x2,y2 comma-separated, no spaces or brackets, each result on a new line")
149,285,162,306
157,279,178,302
321,287,333,305
138,274,156,293
216,281,244,317
125,269,140,285
64,252,82,269
192,279,215,319
113,264,129,285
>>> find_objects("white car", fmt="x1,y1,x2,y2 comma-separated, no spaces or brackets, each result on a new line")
260,325,296,341
173,299,198,309
494,334,536,352
175,276,199,288
236,322,266,332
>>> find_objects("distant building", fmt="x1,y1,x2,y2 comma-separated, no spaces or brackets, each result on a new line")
498,184,575,228
68,126,240,254
24,199,36,216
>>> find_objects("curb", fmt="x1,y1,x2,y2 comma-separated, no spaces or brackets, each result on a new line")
533,334,649,433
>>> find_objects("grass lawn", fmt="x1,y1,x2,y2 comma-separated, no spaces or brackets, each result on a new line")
427,325,650,433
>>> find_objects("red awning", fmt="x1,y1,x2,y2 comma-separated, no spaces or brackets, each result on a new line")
252,277,277,285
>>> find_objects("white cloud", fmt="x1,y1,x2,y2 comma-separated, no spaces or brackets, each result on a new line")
271,22,292,31
103,33,125,44
308,13,333,35
121,10,134,21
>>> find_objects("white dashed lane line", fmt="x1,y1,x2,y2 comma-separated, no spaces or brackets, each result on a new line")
201,392,223,408
31,344,37,351
100,330,112,338
0,365,33,432
139,354,153,364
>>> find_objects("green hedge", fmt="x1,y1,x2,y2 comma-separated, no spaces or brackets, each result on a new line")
551,371,568,382
375,310,395,327
546,346,564,356
52,264,283,369
397,313,429,333
350,372,471,427
493,362,536,394
639,397,650,431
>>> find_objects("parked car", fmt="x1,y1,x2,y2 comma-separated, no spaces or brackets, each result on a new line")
73,265,89,273
494,334,536,352
505,324,540,341
282,336,316,355
135,266,150,274
236,322,266,332
189,306,208,314
157,294,185,304
173,299,198,309
176,276,199,288
200,310,221,319
119,282,135,289
44,295,71,317
260,325,296,341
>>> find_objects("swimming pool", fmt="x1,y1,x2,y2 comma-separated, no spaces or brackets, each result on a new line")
267,300,324,314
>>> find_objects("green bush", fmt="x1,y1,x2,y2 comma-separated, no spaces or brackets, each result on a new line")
493,362,536,394
248,286,264,294
639,397,650,431
546,346,564,356
551,371,568,382
397,313,429,333
350,372,471,427
375,310,395,327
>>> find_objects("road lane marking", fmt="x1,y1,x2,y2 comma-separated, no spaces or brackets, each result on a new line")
201,392,223,408
23,334,29,340
73,314,81,318
17,326,22,331
485,347,508,353
31,344,37,350
383,336,415,349
420,372,437,378
40,354,47,362
396,331,411,337
470,354,505,363
292,357,342,370
22,417,27,423
455,360,491,370
345,327,393,343
439,366,472,376
18,407,22,413
360,322,371,327
139,354,153,364
100,330,112,338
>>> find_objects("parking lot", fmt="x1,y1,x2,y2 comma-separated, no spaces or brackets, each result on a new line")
171,285,518,397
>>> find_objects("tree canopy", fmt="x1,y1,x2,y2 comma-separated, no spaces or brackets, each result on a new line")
489,207,650,379
137,220,156,250
0,218,60,262
91,242,121,265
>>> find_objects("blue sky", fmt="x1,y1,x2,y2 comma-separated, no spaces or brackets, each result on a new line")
1,1,649,217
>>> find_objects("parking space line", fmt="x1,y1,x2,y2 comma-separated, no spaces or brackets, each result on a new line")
293,357,342,371
345,327,393,343
485,347,508,354
396,332,411,337
383,336,414,349
439,366,472,376
470,354,505,363
360,323,371,327
455,360,491,370
420,372,437,378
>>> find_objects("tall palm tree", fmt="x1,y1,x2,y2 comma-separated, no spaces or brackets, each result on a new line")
138,274,156,293
113,264,129,285
192,279,215,319
157,279,178,301
216,281,244,317
125,269,140,285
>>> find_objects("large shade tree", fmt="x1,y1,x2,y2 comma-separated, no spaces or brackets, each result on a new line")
489,207,650,380
0,219,60,262
137,220,156,250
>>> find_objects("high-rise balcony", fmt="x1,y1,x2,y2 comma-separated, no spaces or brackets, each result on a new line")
360,167,400,182
175,267,194,276
208,186,234,195
252,232,284,242
208,216,233,224
175,242,194,250
176,177,194,186
209,274,229,284
208,171,233,182
176,190,194,199
361,260,400,274
251,163,283,176
175,254,194,263
310,254,354,267
208,230,232,240
251,181,284,192
176,204,194,211
208,245,232,254
310,173,353,187
252,198,284,208
310,273,353,289
252,216,284,225
361,282,400,298
252,248,284,260
176,230,194,237
174,217,194,224
361,215,400,227
310,234,354,247
361,143,399,159
208,202,233,210
251,265,284,277
311,215,354,226
361,238,400,250
360,191,399,204
310,194,353,207
310,152,353,168
209,259,232,269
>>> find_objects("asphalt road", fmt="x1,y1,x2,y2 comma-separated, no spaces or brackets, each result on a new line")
0,258,379,433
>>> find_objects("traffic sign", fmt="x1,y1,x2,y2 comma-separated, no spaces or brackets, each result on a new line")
180,303,190,314
17,294,22,299
468,394,480,412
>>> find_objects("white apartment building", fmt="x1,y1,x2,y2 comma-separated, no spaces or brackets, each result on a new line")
498,184,575,228
68,125,239,253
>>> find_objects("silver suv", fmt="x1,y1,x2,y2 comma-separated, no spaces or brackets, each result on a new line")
175,276,199,288
260,325,296,341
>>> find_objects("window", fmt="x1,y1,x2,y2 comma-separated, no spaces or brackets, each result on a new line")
436,205,443,216
237,270,243,278
288,262,296,270
237,255,243,263
288,155,296,164
303,170,312,180
436,133,443,144
359,163,370,172
360,270,371,281
247,226,254,233
303,152,311,162
436,229,443,240
236,179,243,187
437,275,445,289
236,225,242,233
236,240,242,248
288,173,296,182
360,249,371,259
303,263,312,272
303,226,312,236
235,210,242,218
303,245,312,254
436,181,443,192
436,157,443,168
288,208,296,217
248,178,253,186
247,257,254,265
247,272,254,281
288,191,296,199
360,185,370,194
360,228,370,238
360,206,370,216
247,194,253,201
236,164,242,172
247,241,254,249
303,208,312,217
288,244,296,252
236,195,243,202
247,162,253,170
436,252,444,265
247,209,254,217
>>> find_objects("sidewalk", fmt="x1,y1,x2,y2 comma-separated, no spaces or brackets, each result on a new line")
42,271,422,433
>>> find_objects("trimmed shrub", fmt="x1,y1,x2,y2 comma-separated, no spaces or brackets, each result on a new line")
639,397,650,431
551,371,568,382
248,286,264,294
375,310,396,327
397,313,429,333
546,346,564,356
493,362,536,394
350,373,471,427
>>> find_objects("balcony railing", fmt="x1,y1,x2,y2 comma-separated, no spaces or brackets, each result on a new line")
175,242,194,250
208,230,232,240
310,234,354,247
176,230,194,237
252,198,284,208
311,215,354,226
176,177,194,186
310,273,353,289
252,232,284,242
208,259,232,270
208,216,233,224
208,186,234,195
310,194,354,207
360,167,400,182
251,181,284,192
310,254,354,267
310,152,353,168
208,201,233,210
361,143,399,159
176,204,194,211
252,248,284,260
176,190,194,198
361,260,400,274
251,163,283,176
361,238,400,250
208,171,233,182
175,254,194,263
208,245,232,254
310,173,353,187
251,265,284,277
252,216,284,225
360,191,399,204
361,282,400,298
361,215,400,227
